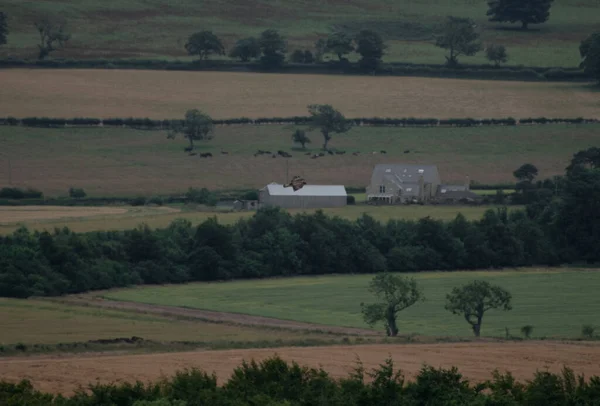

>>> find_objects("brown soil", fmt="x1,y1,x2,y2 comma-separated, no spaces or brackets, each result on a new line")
3,341,600,395
53,296,379,336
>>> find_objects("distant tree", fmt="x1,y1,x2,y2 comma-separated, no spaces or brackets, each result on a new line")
445,280,512,337
354,29,386,71
435,17,481,66
361,273,424,337
34,19,71,60
292,129,310,149
307,104,353,150
258,29,287,69
303,50,314,64
513,163,538,183
486,44,508,66
290,49,306,63
68,188,86,199
0,12,8,46
229,37,260,62
325,31,354,61
314,38,327,62
520,325,534,339
580,32,600,84
487,0,554,30
185,31,225,61
167,109,214,151
566,147,600,173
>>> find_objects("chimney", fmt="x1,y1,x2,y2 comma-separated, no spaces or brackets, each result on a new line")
465,175,470,191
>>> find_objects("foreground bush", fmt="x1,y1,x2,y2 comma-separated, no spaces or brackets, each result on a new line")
2,356,600,405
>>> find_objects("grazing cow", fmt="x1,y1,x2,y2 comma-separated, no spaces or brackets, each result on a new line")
352,152,360,156
380,150,387,154
184,146,193,152
221,149,229,155
335,151,346,155
404,149,410,153
311,154,319,159
189,152,197,156
318,152,325,157
305,152,311,156
327,150,334,155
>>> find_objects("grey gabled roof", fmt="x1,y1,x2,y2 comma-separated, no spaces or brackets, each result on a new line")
263,183,347,197
371,163,440,186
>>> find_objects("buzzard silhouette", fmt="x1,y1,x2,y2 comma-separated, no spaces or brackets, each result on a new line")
284,176,307,191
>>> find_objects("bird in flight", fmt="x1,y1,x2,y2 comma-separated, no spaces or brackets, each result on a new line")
284,176,307,191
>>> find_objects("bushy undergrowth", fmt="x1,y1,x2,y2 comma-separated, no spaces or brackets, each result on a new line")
2,356,600,405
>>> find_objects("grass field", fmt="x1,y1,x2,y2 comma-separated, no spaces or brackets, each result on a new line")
103,269,600,338
0,298,331,345
1,0,598,67
2,70,600,120
1,123,597,197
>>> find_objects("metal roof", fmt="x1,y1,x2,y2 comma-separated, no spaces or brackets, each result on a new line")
371,163,440,185
263,183,347,197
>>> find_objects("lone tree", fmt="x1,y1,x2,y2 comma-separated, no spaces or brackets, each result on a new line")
167,109,214,151
435,16,481,66
325,30,354,62
487,0,554,30
258,29,287,69
185,31,225,61
486,44,508,66
580,32,600,84
292,129,310,149
0,12,8,46
229,37,260,62
361,273,423,337
35,19,71,60
314,38,327,62
354,29,386,72
307,104,353,150
445,280,512,337
513,163,538,183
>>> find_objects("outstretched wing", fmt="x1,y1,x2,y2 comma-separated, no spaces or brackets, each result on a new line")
284,176,307,191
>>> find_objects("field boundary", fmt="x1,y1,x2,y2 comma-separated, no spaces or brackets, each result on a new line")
2,116,598,130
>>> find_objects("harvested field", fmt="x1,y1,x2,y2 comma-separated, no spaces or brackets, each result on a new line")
0,206,179,224
3,341,600,395
2,69,599,119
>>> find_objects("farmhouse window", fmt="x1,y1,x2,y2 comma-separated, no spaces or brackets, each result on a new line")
379,185,386,193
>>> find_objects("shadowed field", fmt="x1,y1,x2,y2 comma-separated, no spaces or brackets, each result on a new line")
2,70,599,119
2,0,598,66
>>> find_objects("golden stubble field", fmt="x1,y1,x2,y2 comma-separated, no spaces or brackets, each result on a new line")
2,69,599,119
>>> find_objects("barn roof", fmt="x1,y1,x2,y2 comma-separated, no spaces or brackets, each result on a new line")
263,183,347,197
371,164,440,185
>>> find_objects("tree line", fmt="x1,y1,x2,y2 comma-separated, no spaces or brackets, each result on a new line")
1,148,598,299
3,355,600,406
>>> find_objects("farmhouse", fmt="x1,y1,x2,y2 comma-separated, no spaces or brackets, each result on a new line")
259,183,347,209
366,164,441,204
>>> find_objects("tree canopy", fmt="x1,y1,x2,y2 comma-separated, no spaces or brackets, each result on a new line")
185,31,225,60
307,104,353,150
355,29,386,71
435,17,481,66
486,44,508,66
580,32,600,84
487,0,554,30
167,109,214,150
513,163,539,183
292,129,310,149
361,273,423,336
258,29,287,69
34,18,71,60
445,280,512,336
0,12,8,46
325,31,354,61
229,37,260,62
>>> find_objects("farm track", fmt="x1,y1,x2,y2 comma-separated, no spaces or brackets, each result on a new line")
50,296,380,336
3,341,600,395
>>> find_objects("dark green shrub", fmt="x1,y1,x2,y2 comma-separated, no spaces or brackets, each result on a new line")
520,325,533,339
582,324,595,338
146,196,164,206
131,196,147,206
68,187,87,199
347,195,356,205
0,187,43,199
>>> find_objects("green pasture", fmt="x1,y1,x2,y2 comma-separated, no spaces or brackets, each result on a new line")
1,0,598,66
104,269,600,338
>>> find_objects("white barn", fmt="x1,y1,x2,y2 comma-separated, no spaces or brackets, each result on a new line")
259,183,347,209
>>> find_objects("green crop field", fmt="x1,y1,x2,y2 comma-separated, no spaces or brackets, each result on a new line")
1,124,596,197
104,269,600,338
0,298,329,345
1,0,598,67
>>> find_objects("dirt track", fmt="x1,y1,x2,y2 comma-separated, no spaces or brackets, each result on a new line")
3,342,600,395
53,296,379,336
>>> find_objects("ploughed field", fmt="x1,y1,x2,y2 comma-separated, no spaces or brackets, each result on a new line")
104,269,600,338
2,70,599,119
1,123,597,197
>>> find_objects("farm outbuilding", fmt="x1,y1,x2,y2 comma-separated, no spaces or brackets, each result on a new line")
259,183,347,209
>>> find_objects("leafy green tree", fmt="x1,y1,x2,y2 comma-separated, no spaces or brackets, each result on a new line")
486,44,508,66
0,12,8,46
354,29,386,71
567,147,600,173
435,16,481,66
361,273,423,336
325,31,354,61
292,129,310,148
34,18,71,60
258,29,287,69
290,49,306,63
580,32,600,84
185,31,225,60
513,163,538,183
303,50,314,64
521,325,533,338
445,280,512,337
314,38,327,62
487,0,554,30
167,109,214,150
229,37,260,62
307,104,352,150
